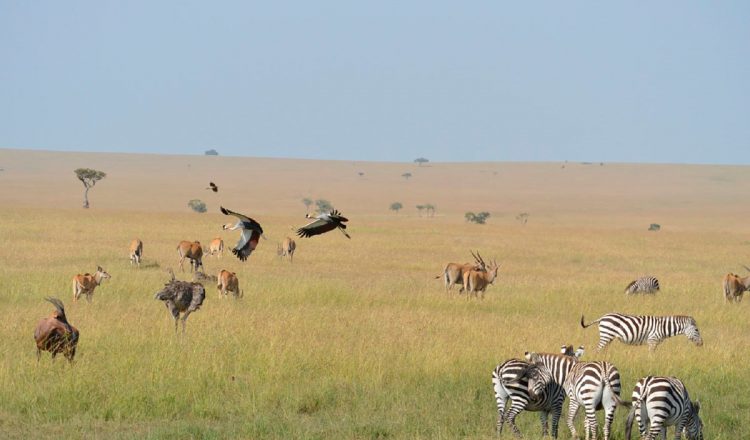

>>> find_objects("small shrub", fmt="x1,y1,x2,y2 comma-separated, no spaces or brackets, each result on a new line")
465,212,490,224
648,223,661,231
188,199,207,213
204,149,219,156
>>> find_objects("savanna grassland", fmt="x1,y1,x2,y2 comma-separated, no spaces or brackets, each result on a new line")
1,148,749,439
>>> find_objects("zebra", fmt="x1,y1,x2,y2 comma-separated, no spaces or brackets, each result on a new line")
625,376,703,440
491,358,564,438
625,276,660,294
563,361,630,440
581,313,703,352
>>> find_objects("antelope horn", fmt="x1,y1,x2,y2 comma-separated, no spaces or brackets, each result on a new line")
45,297,66,319
742,265,750,273
475,250,486,265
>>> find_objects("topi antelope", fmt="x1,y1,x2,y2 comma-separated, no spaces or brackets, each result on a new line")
34,297,79,363
177,240,203,272
296,210,350,239
277,237,296,262
155,268,206,333
207,237,224,258
723,266,750,303
73,266,111,303
217,269,243,299
129,238,143,267
437,250,487,294
463,257,500,300
220,206,265,261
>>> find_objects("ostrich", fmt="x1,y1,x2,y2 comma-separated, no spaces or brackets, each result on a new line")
220,206,265,261
296,210,351,239
154,269,206,333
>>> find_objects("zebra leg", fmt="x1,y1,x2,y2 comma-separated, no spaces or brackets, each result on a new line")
566,399,581,440
596,336,614,352
539,411,549,437
646,415,666,439
584,406,598,440
495,396,507,434
603,403,617,440
647,337,661,351
505,405,525,438
550,401,562,439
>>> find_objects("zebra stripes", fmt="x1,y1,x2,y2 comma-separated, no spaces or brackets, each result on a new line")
563,361,629,440
625,376,703,440
492,358,565,438
625,276,660,294
581,313,703,351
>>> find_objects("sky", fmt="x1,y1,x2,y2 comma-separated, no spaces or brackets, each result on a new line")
1,2,749,164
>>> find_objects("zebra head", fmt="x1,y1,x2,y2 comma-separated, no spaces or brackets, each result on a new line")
683,400,703,440
524,353,553,399
685,318,703,346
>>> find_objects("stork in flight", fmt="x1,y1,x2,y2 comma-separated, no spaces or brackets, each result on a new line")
206,182,218,192
220,206,264,261
296,210,351,239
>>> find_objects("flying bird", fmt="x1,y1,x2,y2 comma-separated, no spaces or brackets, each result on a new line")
206,182,218,192
296,210,351,239
220,206,264,261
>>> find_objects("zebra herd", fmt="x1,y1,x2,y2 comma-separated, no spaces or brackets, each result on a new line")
493,313,704,440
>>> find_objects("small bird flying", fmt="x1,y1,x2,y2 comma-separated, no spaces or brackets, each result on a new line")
206,182,218,192
296,210,351,239
220,206,264,261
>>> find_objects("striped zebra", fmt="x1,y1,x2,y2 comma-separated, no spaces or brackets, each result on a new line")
581,313,703,352
625,376,703,440
625,276,660,294
563,361,630,440
491,358,563,438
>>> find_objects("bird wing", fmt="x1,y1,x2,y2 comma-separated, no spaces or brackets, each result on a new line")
232,229,260,261
296,218,338,238
329,210,348,223
220,207,263,232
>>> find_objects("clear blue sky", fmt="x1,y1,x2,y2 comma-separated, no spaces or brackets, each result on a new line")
1,2,748,163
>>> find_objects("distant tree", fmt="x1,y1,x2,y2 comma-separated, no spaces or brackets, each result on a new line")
358,172,365,177
424,203,436,217
516,212,529,225
74,168,106,209
205,149,219,156
315,199,333,213
188,199,207,213
390,202,403,213
414,157,429,166
416,205,425,216
302,198,313,212
648,223,661,231
465,211,490,224
402,172,412,180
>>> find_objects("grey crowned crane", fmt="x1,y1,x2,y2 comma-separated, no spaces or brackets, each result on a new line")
296,210,351,239
220,206,264,261
206,182,218,192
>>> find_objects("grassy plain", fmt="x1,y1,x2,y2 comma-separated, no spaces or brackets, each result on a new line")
1,148,749,439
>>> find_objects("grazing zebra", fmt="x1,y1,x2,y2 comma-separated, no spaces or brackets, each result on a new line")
581,313,703,352
563,361,630,440
625,276,660,294
625,376,703,440
524,346,584,386
491,358,563,438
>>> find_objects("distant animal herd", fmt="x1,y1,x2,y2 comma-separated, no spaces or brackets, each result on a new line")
34,206,750,439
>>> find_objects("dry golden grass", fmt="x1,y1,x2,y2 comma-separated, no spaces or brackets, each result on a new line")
0,149,749,439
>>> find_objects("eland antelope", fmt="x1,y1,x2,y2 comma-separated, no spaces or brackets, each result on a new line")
217,269,242,299
296,210,350,239
207,237,224,258
463,257,500,300
72,266,111,303
437,250,487,294
177,240,204,272
34,297,79,363
220,206,264,261
723,266,750,303
129,238,143,267
277,237,296,262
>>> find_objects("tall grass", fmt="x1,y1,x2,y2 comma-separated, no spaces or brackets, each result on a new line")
0,206,748,439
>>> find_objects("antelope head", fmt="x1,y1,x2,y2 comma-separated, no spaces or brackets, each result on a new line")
95,266,111,283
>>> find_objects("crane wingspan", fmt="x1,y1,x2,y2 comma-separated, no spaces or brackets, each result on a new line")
233,230,260,261
296,219,338,238
220,206,263,232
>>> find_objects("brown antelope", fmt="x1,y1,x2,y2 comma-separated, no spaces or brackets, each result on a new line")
217,269,242,299
463,257,500,300
723,266,750,302
177,240,204,272
437,250,487,294
34,297,79,363
277,237,296,262
129,238,143,267
72,266,111,303
207,237,224,258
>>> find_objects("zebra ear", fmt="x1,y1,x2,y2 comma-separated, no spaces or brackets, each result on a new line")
693,400,701,413
524,351,532,361
528,352,542,364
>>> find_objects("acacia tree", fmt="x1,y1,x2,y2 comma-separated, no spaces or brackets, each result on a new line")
414,157,429,166
74,168,106,209
390,202,403,213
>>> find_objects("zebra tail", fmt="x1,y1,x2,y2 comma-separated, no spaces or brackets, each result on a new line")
624,403,637,440
624,280,636,293
580,315,600,329
603,364,631,408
